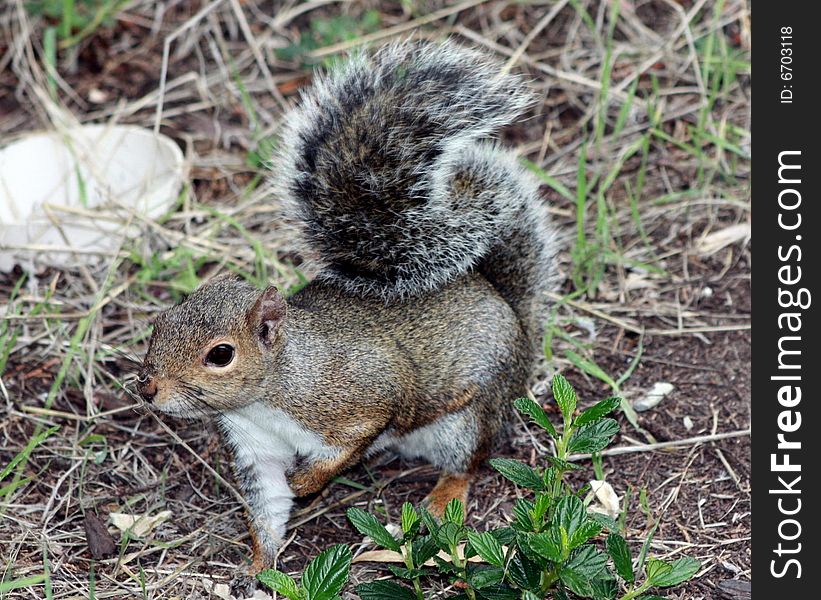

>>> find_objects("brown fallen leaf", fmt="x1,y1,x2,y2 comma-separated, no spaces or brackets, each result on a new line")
83,512,116,558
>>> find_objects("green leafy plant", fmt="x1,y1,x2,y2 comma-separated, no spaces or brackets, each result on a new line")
257,544,352,600
258,375,700,599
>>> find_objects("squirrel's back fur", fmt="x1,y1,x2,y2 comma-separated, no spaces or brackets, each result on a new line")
275,40,558,353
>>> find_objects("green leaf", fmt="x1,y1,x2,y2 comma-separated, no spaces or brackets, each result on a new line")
526,531,563,562
574,397,621,427
543,455,583,472
433,554,460,575
644,559,673,585
552,374,578,422
301,544,351,600
401,502,419,536
489,458,545,491
512,498,536,532
347,508,400,552
569,520,603,550
419,506,440,536
508,553,542,591
356,580,417,600
515,532,550,568
565,545,609,578
648,556,701,587
489,527,517,546
388,566,425,580
530,492,552,524
568,419,620,454
589,512,619,533
555,496,587,540
437,522,465,551
444,498,464,526
542,466,560,492
514,397,558,438
476,585,520,600
559,568,595,598
590,576,618,599
521,592,542,600
256,570,303,600
466,565,505,589
412,534,439,566
467,531,505,567
559,546,613,599
606,534,634,583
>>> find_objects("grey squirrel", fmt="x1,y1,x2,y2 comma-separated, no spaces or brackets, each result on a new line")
137,39,558,580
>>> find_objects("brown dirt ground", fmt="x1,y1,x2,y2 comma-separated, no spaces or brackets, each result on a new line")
0,1,750,598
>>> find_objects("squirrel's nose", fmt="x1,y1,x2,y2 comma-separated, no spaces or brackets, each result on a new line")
138,374,158,403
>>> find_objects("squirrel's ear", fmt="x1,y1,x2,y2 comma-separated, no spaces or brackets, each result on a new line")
248,286,287,348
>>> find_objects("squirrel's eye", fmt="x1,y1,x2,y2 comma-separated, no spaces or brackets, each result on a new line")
205,344,235,367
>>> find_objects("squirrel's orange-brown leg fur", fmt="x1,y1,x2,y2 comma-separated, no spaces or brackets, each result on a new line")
248,527,269,574
286,446,366,497
231,526,275,596
423,472,471,517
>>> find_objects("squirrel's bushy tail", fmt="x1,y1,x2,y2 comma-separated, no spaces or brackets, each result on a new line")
275,40,558,352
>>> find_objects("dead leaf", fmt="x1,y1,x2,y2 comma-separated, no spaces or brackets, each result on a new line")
353,544,491,567
586,480,620,519
83,512,116,558
632,382,675,412
695,223,750,256
109,510,172,538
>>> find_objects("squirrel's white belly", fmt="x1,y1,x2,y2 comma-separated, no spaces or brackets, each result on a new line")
220,403,340,462
218,403,341,546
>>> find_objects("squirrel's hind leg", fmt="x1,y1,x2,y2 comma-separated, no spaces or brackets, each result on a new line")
423,472,471,517
397,403,499,516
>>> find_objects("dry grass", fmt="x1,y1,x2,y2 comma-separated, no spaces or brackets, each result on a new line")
0,1,750,599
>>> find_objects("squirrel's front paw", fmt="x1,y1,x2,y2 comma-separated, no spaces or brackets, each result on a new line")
230,573,260,599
